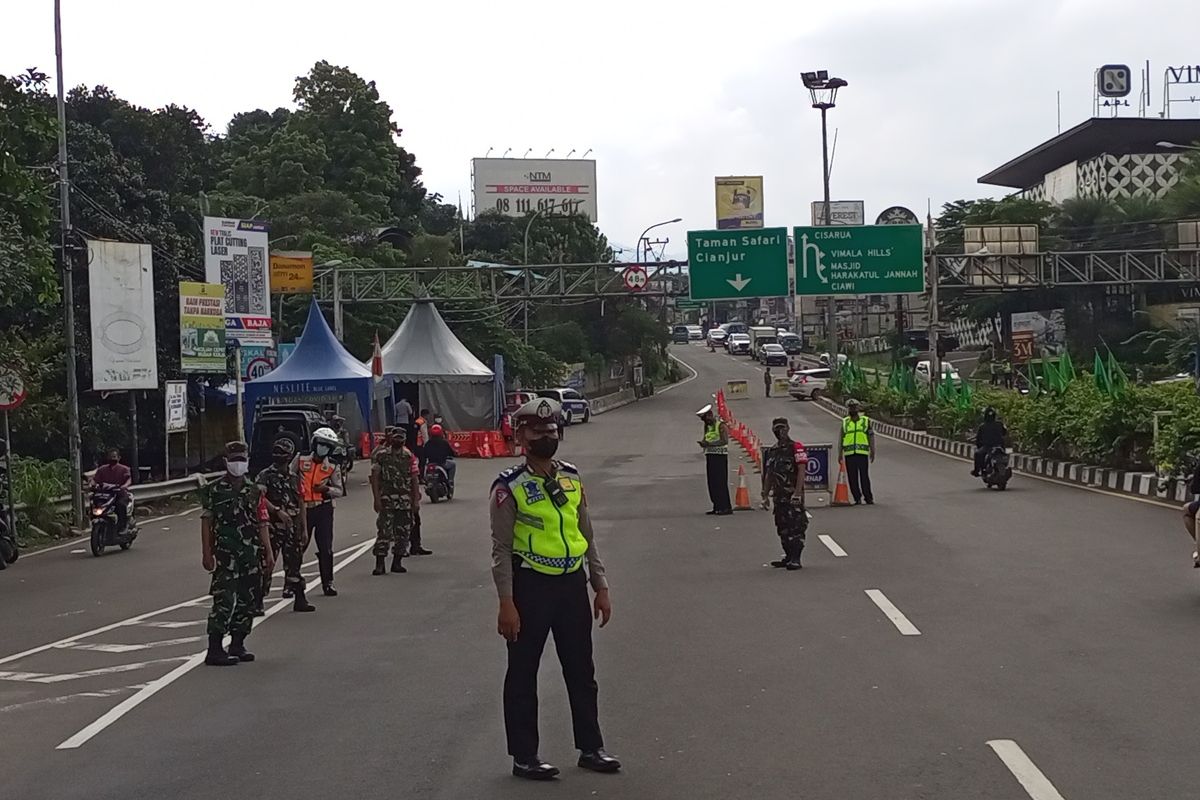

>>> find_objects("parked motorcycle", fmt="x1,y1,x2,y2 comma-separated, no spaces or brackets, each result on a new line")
981,446,1012,491
424,462,453,503
89,483,137,556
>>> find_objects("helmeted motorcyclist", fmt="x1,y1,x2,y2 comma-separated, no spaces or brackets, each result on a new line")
972,407,1008,477
91,447,134,533
422,423,457,489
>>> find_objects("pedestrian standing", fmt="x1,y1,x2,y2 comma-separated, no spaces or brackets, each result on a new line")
298,427,344,596
201,441,273,666
396,396,415,451
761,417,809,570
370,425,420,575
491,398,620,780
256,439,314,612
763,366,772,397
696,404,732,516
838,399,875,505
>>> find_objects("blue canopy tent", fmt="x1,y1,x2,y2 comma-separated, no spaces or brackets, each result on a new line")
242,301,385,440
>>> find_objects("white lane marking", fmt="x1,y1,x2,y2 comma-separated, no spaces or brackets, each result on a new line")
987,740,1068,800
657,353,699,395
0,541,365,667
25,507,202,557
818,534,847,557
58,636,204,654
0,684,142,714
864,589,921,636
57,538,377,749
139,620,205,630
0,657,188,684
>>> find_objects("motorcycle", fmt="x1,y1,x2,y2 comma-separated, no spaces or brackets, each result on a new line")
89,483,138,556
981,446,1012,491
424,462,454,503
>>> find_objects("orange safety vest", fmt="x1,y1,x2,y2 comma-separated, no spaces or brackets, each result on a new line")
298,457,336,504
414,416,426,447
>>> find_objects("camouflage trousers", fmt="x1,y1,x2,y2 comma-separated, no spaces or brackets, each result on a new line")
261,522,308,599
372,506,412,558
208,566,257,637
774,498,808,558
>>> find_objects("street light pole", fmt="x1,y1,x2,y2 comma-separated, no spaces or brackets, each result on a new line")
55,0,84,528
635,218,683,263
522,203,559,344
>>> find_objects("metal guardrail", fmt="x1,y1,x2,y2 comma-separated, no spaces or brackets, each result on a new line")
19,472,224,514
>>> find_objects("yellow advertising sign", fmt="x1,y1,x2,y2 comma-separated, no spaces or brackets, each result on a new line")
715,176,764,230
269,251,314,294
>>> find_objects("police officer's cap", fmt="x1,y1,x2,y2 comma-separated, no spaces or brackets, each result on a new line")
513,397,561,430
225,441,249,458
846,398,861,409
695,404,714,417
271,438,296,457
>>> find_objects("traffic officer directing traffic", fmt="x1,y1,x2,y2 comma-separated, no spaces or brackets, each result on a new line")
761,417,809,570
200,441,273,666
838,399,875,505
490,397,620,781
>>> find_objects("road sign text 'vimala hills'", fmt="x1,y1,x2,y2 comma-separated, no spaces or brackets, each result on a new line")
793,224,925,296
687,228,789,301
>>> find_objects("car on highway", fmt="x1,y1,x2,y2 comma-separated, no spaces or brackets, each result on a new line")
788,368,830,400
536,387,591,423
707,326,729,346
779,333,802,355
727,333,751,355
916,360,961,385
671,325,691,344
686,325,704,341
723,321,749,336
758,343,788,366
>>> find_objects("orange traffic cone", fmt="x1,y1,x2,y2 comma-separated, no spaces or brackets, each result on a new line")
734,465,753,510
831,459,853,506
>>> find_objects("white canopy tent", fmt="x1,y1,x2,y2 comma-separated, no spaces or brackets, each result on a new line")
373,301,496,430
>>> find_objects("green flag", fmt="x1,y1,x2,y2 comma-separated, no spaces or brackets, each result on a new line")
1107,351,1128,394
1060,350,1076,383
1093,351,1112,395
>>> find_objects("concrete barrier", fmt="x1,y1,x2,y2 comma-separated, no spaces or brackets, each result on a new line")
590,388,637,416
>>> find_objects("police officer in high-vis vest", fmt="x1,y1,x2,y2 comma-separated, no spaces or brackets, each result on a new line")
490,397,620,781
838,399,875,505
299,427,344,595
697,404,732,515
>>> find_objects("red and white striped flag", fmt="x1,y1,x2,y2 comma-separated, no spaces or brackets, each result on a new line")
371,332,383,377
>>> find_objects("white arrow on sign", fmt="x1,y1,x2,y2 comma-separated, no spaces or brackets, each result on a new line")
726,274,752,292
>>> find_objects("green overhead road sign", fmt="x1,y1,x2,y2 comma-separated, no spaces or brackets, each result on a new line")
793,224,925,295
687,228,788,301
675,298,707,309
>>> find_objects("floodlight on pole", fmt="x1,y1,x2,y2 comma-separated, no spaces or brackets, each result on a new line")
1157,140,1200,151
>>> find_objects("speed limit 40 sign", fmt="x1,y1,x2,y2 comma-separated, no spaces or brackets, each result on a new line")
622,265,648,292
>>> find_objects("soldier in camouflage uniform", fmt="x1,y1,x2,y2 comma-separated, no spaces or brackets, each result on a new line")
370,425,420,575
256,438,315,613
201,441,274,666
760,417,809,571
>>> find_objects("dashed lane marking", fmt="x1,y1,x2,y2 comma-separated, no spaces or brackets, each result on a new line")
987,740,1068,800
865,589,921,636
818,534,848,557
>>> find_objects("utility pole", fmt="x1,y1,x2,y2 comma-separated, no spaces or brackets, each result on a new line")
55,0,84,528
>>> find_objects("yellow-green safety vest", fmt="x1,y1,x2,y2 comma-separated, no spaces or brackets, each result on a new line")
703,420,727,455
509,465,588,575
842,415,871,456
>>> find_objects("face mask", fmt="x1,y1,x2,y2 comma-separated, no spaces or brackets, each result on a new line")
774,428,789,443
226,460,249,477
315,444,331,458
527,437,559,459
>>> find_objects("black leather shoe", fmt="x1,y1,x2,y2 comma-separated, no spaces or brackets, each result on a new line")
578,749,621,773
865,499,875,505
785,560,803,571
322,583,338,597
715,510,733,516
409,547,433,556
705,510,718,516
770,558,788,568
512,757,559,780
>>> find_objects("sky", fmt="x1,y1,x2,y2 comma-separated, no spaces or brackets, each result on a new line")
4,0,1200,259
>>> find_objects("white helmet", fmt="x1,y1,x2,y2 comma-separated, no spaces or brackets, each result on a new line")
311,427,340,448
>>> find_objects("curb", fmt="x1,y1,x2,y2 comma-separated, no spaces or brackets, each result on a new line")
814,397,1185,505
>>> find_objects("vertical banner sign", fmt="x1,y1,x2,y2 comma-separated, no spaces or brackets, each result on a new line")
164,381,188,432
88,241,159,391
203,217,272,344
269,251,314,294
179,282,227,373
715,176,764,230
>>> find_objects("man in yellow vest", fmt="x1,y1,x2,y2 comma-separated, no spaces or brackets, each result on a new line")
298,427,344,595
490,397,619,781
838,399,875,505
697,404,732,515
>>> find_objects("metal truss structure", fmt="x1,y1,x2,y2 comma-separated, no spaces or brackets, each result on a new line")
933,249,1200,291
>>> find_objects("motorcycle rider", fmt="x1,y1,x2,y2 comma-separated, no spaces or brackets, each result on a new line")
91,448,133,534
422,423,457,491
971,407,1008,477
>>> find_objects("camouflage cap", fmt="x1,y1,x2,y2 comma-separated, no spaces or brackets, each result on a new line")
385,424,406,439
271,438,296,457
225,440,249,458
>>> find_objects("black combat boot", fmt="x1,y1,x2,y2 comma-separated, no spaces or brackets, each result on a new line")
390,553,407,574
372,555,387,575
292,585,315,612
227,634,254,662
204,633,238,667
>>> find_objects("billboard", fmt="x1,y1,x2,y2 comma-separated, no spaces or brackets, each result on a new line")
203,217,271,341
472,158,597,221
1011,309,1066,362
270,251,314,294
715,176,764,229
88,240,159,391
179,282,227,373
810,200,865,226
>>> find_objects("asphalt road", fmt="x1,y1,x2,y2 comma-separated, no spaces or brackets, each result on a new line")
1,344,1195,799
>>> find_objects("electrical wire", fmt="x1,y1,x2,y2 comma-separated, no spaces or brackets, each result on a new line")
71,186,206,280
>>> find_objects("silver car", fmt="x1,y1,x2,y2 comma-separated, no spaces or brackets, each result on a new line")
788,368,830,400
